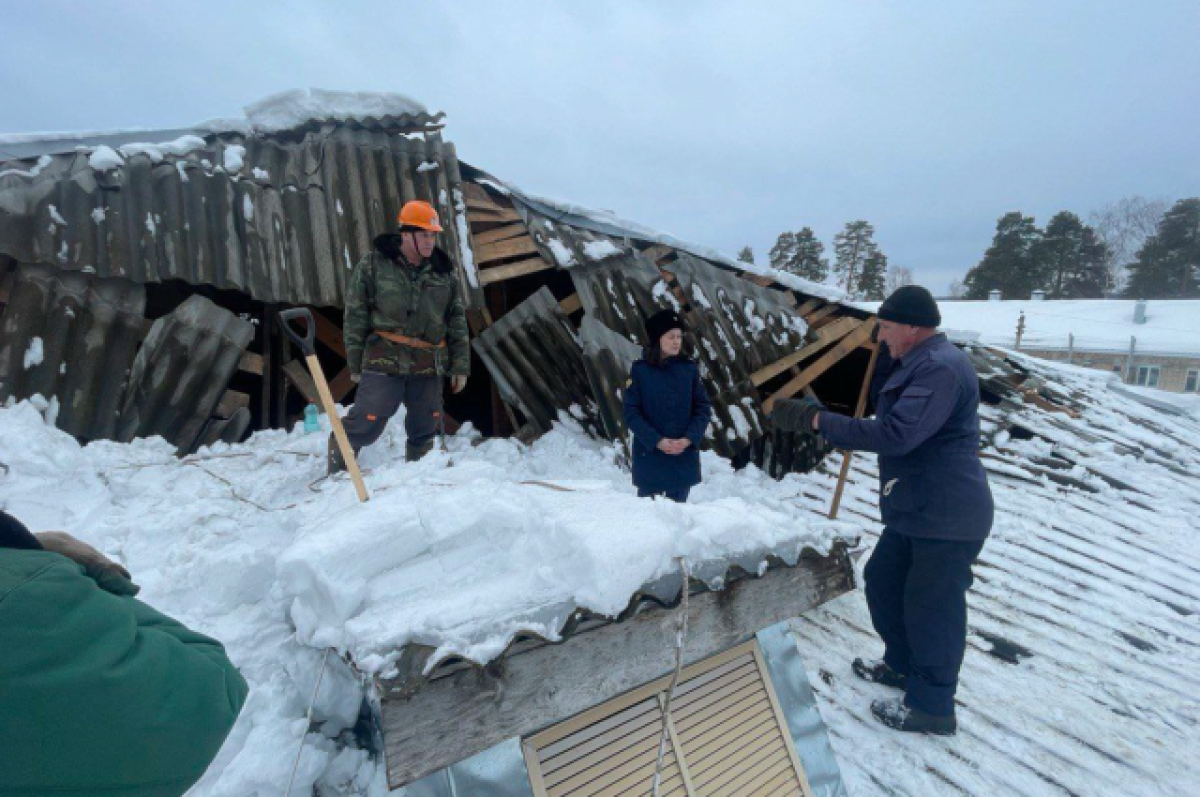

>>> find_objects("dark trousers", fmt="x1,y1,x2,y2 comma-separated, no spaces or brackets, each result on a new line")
864,528,985,716
637,487,691,503
342,371,442,452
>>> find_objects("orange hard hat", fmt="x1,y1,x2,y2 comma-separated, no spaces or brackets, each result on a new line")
397,200,443,233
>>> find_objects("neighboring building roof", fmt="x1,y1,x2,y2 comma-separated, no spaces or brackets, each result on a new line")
856,298,1200,356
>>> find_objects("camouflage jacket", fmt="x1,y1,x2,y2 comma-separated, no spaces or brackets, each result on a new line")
344,235,470,377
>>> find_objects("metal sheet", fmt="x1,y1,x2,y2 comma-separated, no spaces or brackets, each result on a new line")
0,262,144,442
116,294,254,455
404,737,535,797
0,125,478,308
471,287,601,436
757,621,850,797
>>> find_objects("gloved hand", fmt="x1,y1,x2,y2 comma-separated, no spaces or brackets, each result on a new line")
351,372,362,384
769,395,825,433
36,531,140,596
451,375,468,394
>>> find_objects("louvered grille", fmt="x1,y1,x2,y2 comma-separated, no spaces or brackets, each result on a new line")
524,641,811,797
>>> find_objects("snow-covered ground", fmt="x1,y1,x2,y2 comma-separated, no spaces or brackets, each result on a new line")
0,400,858,796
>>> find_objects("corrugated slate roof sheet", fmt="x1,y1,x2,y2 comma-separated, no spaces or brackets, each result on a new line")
0,125,477,308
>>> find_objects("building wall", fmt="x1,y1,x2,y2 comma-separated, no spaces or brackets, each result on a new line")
1023,348,1200,393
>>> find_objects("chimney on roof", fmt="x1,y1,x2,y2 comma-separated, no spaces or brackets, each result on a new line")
989,289,1002,302
1031,289,1045,302
1134,299,1147,325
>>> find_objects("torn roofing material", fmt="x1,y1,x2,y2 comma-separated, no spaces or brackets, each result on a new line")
0,125,474,308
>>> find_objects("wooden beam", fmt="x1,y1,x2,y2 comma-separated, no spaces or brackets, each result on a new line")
475,234,539,264
559,293,582,315
282,360,320,405
471,222,529,247
802,303,840,326
467,206,523,225
310,309,347,358
238,350,264,376
215,389,250,419
794,298,822,317
741,273,775,288
764,320,877,413
478,256,554,286
749,316,861,387
379,545,855,789
329,367,356,403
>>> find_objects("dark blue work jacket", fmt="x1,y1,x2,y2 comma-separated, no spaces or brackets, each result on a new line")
623,353,714,493
820,334,993,540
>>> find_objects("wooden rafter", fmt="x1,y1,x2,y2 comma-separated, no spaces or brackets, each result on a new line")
471,222,530,247
749,316,861,387
802,303,840,326
476,234,539,265
763,319,878,413
479,256,554,286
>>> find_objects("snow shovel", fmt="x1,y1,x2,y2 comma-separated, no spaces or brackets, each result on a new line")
278,308,369,503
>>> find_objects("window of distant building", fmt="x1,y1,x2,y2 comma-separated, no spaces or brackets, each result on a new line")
1186,369,1199,393
1136,365,1161,388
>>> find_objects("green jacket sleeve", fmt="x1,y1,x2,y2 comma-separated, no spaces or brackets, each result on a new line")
0,551,249,796
445,280,470,376
344,255,374,376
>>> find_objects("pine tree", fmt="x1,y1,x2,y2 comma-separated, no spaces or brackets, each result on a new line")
789,227,828,281
1123,198,1200,298
858,250,887,300
963,212,1044,300
737,246,755,265
1034,211,1109,299
768,232,797,271
833,221,880,299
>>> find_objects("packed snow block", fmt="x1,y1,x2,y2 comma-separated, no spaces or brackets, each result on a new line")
116,294,254,455
472,287,602,436
0,262,144,441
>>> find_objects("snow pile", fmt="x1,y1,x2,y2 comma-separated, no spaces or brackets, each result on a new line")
242,89,428,134
119,134,208,163
87,145,125,172
0,400,858,795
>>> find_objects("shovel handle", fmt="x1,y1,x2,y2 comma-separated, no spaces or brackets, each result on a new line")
278,308,316,357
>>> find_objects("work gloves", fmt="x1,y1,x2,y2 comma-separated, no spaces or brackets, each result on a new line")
36,531,140,596
769,396,825,434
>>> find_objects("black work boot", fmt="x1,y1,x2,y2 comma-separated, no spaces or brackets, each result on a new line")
870,697,956,736
853,658,908,691
405,440,434,463
327,434,348,476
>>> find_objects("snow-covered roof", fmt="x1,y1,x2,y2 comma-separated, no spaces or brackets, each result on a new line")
855,298,1200,356
2,341,1199,794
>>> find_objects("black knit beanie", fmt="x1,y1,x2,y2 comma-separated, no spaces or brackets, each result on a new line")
645,309,684,345
877,285,941,328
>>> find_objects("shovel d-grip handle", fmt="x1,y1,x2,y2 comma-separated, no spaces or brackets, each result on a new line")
278,308,316,356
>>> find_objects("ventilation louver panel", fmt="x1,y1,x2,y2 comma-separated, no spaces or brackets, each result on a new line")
524,641,812,797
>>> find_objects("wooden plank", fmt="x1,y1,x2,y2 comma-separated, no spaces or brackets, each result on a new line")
282,359,320,405
478,255,555,286
802,303,840,326
472,222,529,246
215,389,250,419
238,350,264,376
794,299,822,317
749,316,860,387
763,320,877,414
559,293,583,315
476,234,539,264
380,548,854,788
468,206,523,224
741,273,776,288
311,309,347,357
329,366,356,403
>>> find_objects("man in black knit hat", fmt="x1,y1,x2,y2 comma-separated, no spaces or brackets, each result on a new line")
771,285,993,736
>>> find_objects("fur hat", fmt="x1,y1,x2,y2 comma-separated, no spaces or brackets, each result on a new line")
645,309,685,344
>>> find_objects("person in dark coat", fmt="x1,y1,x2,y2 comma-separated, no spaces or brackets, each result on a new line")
623,309,713,502
0,509,249,796
770,286,993,736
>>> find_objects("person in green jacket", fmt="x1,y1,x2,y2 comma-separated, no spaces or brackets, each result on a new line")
331,199,470,472
0,509,248,797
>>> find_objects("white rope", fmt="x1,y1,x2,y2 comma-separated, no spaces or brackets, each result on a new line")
285,647,331,797
651,557,690,797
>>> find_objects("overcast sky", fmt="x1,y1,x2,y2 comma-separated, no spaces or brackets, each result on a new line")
3,1,1197,293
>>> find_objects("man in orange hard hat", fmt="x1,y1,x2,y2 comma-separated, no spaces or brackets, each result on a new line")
333,200,469,470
